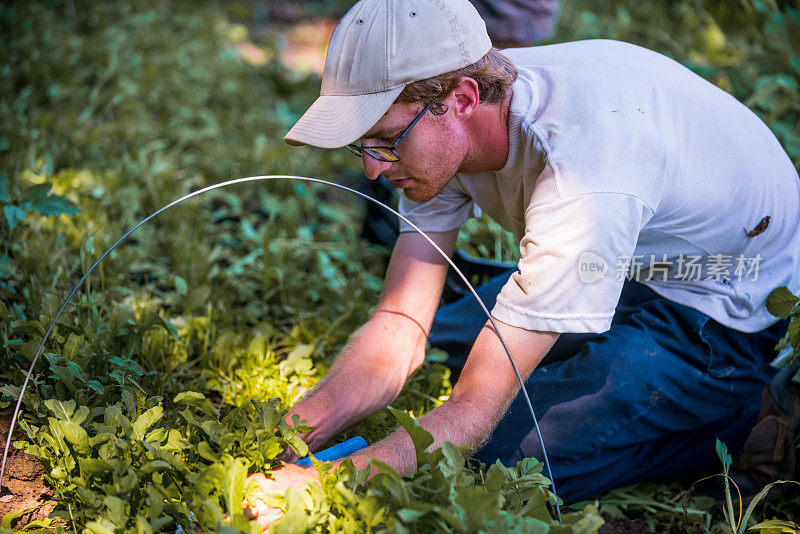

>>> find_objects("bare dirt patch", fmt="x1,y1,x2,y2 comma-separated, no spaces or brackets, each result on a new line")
599,517,650,533
0,410,56,528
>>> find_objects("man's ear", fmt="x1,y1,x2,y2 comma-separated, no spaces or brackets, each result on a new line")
450,77,480,120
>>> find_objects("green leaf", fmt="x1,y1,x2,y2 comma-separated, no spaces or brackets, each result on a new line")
140,460,173,474
368,459,402,481
15,320,46,337
388,407,434,467
440,441,465,478
767,287,800,318
455,486,501,527
0,174,9,203
740,481,800,534
225,247,263,276
284,431,309,459
558,506,606,532
145,486,165,519
73,405,90,425
44,398,77,421
63,333,84,361
0,385,20,402
102,495,127,527
716,439,731,473
1,506,39,528
192,464,226,500
397,508,428,523
78,457,114,475
174,391,219,417
747,518,800,532
159,316,179,340
202,420,227,445
484,462,506,492
84,517,117,534
258,402,281,431
271,489,310,534
18,182,52,207
29,194,80,217
19,182,53,205
133,406,164,440
59,420,89,448
221,455,249,518
788,320,800,352
111,409,134,437
241,218,259,240
198,440,219,462
174,275,188,295
166,429,190,451
85,379,104,393
0,254,16,279
3,205,26,230
245,477,284,510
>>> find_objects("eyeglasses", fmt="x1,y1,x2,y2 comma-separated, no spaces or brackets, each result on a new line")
346,103,430,162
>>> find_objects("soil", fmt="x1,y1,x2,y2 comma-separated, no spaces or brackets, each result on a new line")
599,517,651,533
0,410,57,528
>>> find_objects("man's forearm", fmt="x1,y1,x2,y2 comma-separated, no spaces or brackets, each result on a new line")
287,356,406,451
349,396,494,475
284,231,456,453
286,316,428,451
348,323,559,475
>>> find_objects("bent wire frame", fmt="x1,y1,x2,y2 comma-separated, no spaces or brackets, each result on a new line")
0,175,562,522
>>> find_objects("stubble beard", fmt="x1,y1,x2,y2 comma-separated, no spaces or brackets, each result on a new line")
401,118,468,202
403,149,465,203
402,175,453,203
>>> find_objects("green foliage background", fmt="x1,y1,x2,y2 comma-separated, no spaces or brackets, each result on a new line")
0,0,798,531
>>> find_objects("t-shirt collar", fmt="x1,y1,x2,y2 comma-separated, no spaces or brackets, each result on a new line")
495,68,540,177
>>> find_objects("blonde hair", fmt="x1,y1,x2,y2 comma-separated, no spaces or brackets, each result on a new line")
396,48,517,113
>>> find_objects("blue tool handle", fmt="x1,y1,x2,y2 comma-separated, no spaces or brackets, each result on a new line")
294,436,367,466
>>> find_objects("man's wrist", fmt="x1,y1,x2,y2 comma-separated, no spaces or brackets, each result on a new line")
374,308,429,337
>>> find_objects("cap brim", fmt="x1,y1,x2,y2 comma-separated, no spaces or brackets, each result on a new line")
283,86,405,148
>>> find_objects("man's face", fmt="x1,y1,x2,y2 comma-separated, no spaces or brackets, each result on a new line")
359,102,468,203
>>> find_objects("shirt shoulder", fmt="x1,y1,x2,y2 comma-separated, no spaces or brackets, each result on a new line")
503,41,692,207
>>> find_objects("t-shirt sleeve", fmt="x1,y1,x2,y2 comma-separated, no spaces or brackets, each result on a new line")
398,177,480,233
492,191,654,333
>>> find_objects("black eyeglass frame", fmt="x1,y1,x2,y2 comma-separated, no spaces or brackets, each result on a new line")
346,103,431,162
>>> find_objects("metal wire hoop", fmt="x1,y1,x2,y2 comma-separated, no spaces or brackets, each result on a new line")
0,175,561,521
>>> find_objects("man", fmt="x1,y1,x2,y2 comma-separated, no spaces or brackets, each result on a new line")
245,0,800,527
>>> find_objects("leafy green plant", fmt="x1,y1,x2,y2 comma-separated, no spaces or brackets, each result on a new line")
245,408,604,533
766,286,800,373
747,519,800,533
580,483,715,533
457,214,519,264
10,383,313,532
675,440,800,534
0,172,79,284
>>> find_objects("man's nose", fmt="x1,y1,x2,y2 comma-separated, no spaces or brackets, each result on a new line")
363,157,393,181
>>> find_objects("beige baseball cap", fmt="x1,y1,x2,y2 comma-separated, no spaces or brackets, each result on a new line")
283,0,492,148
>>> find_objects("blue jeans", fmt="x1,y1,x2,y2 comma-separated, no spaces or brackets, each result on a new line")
429,270,786,503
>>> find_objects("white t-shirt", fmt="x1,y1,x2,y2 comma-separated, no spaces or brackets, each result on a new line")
399,40,800,334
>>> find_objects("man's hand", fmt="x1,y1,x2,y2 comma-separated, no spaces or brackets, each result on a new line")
243,465,320,531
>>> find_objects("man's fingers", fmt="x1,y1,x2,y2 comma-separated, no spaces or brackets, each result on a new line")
243,501,258,519
243,467,317,530
243,497,285,530
256,507,285,530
